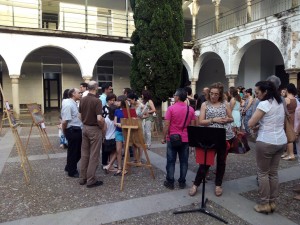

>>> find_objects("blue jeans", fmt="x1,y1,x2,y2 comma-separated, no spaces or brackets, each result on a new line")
165,141,189,184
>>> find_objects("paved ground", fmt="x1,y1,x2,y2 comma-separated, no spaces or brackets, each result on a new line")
0,125,300,225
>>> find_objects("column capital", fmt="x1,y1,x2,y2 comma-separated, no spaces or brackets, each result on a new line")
10,75,20,79
212,0,221,6
226,74,238,79
188,0,200,17
285,68,300,75
82,76,92,83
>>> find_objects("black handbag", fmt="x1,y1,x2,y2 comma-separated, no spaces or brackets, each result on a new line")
103,138,116,153
169,105,189,148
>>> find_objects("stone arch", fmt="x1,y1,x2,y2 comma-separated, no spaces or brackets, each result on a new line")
182,58,192,79
20,45,83,111
0,55,10,109
94,50,132,96
22,45,83,75
232,39,285,75
196,51,227,92
234,39,286,88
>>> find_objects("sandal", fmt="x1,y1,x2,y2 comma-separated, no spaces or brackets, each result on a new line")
113,169,128,176
114,169,122,176
103,165,110,174
188,185,198,196
215,186,223,197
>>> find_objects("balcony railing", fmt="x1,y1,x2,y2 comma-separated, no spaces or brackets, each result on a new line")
197,0,300,40
0,0,135,38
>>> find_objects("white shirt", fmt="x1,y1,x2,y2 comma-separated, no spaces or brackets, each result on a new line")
105,117,116,140
256,99,287,145
82,90,89,98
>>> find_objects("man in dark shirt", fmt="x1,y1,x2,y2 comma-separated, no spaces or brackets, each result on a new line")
79,81,105,188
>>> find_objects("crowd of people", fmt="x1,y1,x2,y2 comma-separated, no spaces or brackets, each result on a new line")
60,81,156,188
160,76,300,215
59,76,300,214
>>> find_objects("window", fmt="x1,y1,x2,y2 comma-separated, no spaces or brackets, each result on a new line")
97,60,113,89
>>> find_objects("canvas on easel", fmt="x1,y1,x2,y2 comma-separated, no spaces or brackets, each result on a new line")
26,103,54,157
119,103,155,191
0,83,32,184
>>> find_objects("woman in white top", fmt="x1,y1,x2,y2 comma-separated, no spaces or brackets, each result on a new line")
249,81,287,214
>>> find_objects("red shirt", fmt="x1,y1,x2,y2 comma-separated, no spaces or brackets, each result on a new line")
165,102,196,142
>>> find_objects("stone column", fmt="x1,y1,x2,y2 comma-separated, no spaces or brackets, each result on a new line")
247,0,252,22
226,74,238,88
191,79,197,96
285,68,300,88
212,0,221,33
188,0,200,41
82,76,92,83
10,75,20,120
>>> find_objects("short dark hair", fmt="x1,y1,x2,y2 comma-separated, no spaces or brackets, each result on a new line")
106,93,117,102
184,86,192,96
80,82,88,88
174,88,187,102
127,92,138,101
101,83,111,91
123,88,132,95
245,88,252,96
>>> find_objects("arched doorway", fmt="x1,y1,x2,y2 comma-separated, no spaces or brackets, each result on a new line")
196,52,227,94
0,55,9,111
237,40,286,89
93,51,132,96
21,46,82,112
180,65,189,88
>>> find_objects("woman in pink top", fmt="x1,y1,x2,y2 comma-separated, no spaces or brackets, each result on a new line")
161,88,196,190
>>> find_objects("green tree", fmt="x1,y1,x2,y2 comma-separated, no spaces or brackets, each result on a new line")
130,0,184,104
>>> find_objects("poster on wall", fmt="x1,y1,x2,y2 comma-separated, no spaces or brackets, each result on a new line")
27,103,44,125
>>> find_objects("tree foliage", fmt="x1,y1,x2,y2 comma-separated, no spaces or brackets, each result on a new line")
130,0,184,104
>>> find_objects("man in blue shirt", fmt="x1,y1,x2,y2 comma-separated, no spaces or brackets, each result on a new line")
99,83,113,107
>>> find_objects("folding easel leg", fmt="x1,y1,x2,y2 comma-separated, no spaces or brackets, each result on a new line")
13,130,30,184
15,130,32,172
25,122,34,152
143,145,155,179
121,128,131,191
37,126,50,159
42,128,55,153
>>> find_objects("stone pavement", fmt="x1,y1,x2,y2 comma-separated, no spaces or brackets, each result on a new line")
0,126,300,225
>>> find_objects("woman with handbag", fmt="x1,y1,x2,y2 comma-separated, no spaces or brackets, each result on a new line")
282,83,297,161
248,81,287,214
189,82,234,197
161,88,196,190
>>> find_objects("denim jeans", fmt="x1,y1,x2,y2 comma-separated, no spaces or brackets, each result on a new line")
165,141,189,184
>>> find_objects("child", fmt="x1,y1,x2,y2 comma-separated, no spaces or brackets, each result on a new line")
103,105,117,173
58,116,68,148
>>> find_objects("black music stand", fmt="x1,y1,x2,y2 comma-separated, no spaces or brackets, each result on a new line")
173,126,228,224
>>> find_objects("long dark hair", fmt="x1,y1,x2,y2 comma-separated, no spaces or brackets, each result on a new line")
142,90,152,104
255,81,282,104
229,87,241,102
108,105,117,121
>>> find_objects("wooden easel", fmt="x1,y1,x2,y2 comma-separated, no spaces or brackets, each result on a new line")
120,103,155,191
0,83,32,184
0,106,8,135
25,103,54,158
